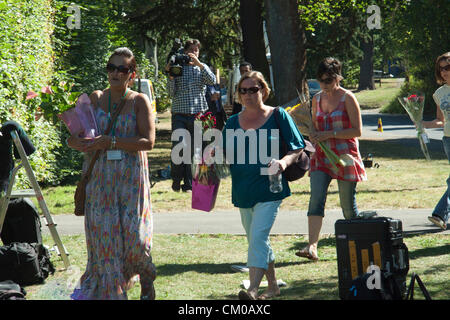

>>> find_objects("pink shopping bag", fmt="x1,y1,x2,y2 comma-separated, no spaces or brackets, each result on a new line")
191,179,220,212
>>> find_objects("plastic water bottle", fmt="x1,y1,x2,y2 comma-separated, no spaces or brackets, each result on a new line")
192,147,202,178
193,147,202,164
268,159,283,193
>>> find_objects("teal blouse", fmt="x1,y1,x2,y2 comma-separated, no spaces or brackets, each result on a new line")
222,108,305,208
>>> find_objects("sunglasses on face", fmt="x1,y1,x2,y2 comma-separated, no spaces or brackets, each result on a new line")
440,64,450,72
238,86,261,94
106,63,132,74
318,77,335,84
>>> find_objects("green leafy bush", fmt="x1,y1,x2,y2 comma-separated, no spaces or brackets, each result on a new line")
0,0,62,187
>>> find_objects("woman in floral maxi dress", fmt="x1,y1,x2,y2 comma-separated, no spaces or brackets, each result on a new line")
67,48,156,300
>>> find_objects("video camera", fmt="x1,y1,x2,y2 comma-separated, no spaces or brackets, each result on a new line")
166,38,192,77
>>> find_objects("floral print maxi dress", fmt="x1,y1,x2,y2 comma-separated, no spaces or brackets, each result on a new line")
71,102,155,300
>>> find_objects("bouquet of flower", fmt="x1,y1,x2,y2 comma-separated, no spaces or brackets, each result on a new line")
286,93,350,172
397,93,431,160
192,111,229,185
57,93,99,138
191,111,230,212
195,111,216,131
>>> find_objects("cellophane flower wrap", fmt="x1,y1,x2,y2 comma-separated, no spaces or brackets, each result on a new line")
192,112,229,185
191,112,229,212
57,93,99,138
397,93,431,160
286,93,351,172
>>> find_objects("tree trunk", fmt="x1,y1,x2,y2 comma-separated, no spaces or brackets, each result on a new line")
263,0,307,105
358,35,375,91
239,0,271,82
144,33,158,77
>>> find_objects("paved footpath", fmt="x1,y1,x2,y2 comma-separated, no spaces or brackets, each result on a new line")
42,209,449,236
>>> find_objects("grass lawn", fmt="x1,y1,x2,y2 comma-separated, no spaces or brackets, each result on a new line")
352,78,404,110
25,233,450,300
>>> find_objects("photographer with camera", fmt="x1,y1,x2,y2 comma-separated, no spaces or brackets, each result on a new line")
165,38,216,192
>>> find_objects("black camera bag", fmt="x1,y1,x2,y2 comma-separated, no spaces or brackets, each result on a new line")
0,197,42,245
0,242,54,286
0,280,26,300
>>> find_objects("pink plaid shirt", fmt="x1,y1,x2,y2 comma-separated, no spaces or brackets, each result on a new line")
310,91,367,182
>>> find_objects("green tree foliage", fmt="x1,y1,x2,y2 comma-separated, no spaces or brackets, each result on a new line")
125,0,241,70
385,0,450,115
0,0,61,187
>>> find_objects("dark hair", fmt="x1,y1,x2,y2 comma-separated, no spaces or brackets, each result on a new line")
435,52,450,85
184,39,201,51
316,57,343,81
108,47,137,87
239,61,253,70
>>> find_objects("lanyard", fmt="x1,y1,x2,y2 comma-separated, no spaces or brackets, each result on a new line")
108,88,129,136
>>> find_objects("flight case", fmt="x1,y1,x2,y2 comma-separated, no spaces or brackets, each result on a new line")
335,217,409,300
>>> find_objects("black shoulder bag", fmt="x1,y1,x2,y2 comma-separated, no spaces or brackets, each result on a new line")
273,107,315,181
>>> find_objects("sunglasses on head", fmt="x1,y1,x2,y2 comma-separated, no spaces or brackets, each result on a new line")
318,77,335,84
440,64,450,72
238,86,261,94
106,63,132,74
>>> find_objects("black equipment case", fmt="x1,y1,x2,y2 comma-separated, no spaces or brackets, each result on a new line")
335,217,409,300
0,197,42,245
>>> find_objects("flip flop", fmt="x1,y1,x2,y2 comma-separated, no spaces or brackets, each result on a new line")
295,247,319,261
428,216,447,230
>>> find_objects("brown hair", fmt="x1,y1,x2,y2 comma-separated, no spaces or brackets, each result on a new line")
316,57,343,81
435,52,450,85
184,39,201,51
108,47,138,87
236,71,271,104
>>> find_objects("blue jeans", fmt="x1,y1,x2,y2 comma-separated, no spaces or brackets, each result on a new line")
432,136,450,223
239,200,282,270
308,170,359,219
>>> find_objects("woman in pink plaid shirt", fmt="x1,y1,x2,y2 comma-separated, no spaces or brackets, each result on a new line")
296,57,367,261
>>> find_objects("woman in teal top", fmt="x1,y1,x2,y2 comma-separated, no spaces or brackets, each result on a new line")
222,71,305,300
